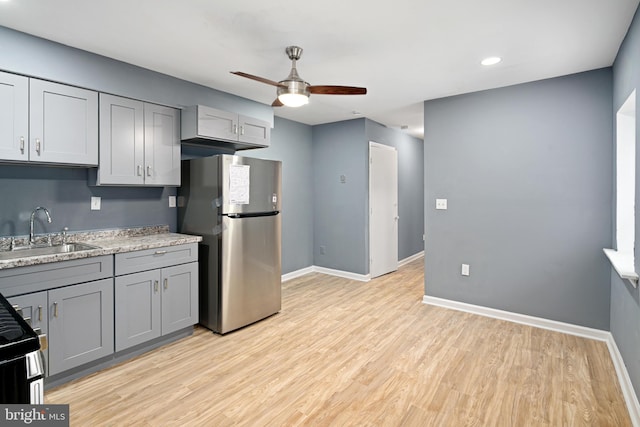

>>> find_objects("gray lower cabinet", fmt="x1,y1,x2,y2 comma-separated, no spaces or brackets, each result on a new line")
8,291,49,375
114,270,161,351
114,245,198,352
48,278,114,376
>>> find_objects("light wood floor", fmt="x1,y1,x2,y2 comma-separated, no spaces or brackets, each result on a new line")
46,258,631,426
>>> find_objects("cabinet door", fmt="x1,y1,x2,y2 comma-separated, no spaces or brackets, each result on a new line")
161,262,198,335
196,105,238,141
144,103,181,186
48,278,114,375
98,94,145,185
29,79,98,166
114,270,161,352
8,292,48,376
238,115,270,147
0,72,29,161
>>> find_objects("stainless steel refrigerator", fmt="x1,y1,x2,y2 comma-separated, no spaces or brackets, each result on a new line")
178,154,282,334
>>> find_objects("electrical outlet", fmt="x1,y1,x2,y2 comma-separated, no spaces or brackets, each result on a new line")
436,199,448,210
90,196,101,211
320,245,326,255
168,196,177,208
461,264,470,276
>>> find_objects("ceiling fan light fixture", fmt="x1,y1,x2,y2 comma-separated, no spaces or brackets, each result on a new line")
277,79,310,107
277,92,309,107
481,56,502,66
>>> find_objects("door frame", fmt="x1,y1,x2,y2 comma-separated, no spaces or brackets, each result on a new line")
369,141,399,278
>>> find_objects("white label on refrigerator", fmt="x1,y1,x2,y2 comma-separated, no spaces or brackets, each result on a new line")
229,164,250,205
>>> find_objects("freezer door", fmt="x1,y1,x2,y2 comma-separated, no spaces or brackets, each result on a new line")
221,155,281,214
219,214,282,333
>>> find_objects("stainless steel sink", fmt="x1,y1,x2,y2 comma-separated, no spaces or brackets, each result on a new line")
0,243,99,261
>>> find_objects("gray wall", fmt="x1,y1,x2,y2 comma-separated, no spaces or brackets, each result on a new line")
423,68,613,330
0,165,176,237
312,119,368,274
611,5,640,402
0,26,272,125
312,118,425,275
252,117,314,274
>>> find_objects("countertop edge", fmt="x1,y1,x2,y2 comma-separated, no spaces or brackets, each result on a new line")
0,233,203,270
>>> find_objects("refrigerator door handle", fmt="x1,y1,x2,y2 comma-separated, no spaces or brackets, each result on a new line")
226,211,279,219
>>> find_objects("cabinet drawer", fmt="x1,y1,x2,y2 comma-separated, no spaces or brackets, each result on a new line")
115,243,197,276
0,255,114,297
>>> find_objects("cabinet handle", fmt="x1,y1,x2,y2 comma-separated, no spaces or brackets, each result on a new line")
12,305,23,317
233,124,238,135
36,138,41,155
164,278,168,290
146,165,152,177
137,165,142,176
154,280,159,293
23,316,32,326
38,305,42,322
53,302,58,318
19,137,25,154
154,250,167,255
240,125,245,136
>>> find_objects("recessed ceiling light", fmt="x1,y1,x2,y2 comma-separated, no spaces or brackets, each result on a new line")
481,56,502,66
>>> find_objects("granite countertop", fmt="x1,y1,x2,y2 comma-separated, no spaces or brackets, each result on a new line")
0,225,202,270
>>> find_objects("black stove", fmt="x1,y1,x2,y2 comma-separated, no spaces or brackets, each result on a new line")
0,292,42,404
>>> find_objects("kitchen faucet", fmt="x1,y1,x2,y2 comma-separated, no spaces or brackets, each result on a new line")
29,206,52,246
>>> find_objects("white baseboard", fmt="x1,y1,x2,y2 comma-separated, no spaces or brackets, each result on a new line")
313,266,370,282
282,266,315,282
423,295,640,426
606,334,640,427
282,266,370,282
398,251,424,267
422,296,610,340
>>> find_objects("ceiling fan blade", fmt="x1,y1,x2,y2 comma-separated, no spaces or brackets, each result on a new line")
231,71,285,88
272,98,284,107
309,85,367,95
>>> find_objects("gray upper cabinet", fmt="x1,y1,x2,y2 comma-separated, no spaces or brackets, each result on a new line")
144,103,181,186
29,79,98,166
181,105,270,149
97,94,145,185
96,94,180,186
0,72,98,166
48,278,114,376
238,114,271,147
0,71,29,161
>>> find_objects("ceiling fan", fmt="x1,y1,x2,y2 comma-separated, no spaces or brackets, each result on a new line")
231,46,367,108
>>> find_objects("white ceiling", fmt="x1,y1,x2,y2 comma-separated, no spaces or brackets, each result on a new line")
0,0,638,139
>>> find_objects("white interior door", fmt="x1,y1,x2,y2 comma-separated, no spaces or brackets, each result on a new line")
369,142,398,278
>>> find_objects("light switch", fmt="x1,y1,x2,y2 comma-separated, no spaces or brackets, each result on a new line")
90,196,101,211
436,198,447,210
168,196,177,208
461,264,470,276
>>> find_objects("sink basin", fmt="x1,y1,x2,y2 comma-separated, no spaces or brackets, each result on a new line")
0,243,99,261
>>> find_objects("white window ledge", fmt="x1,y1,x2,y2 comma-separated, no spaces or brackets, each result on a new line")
604,248,639,288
